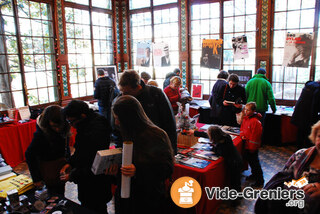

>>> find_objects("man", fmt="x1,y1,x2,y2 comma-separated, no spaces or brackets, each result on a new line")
60,100,112,214
245,68,276,123
141,47,151,67
115,70,177,154
161,45,170,67
94,69,119,125
140,71,151,84
208,70,229,124
221,74,246,127
163,68,181,89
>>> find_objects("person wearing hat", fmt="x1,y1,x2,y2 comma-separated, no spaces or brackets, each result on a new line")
161,45,170,67
140,71,151,84
245,68,276,124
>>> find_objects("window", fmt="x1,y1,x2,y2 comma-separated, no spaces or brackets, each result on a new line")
223,0,256,75
315,12,320,81
0,0,57,108
190,3,221,95
190,0,257,96
272,0,316,101
65,1,113,98
130,1,179,87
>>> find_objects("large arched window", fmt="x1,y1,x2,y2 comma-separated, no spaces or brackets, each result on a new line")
0,0,57,108
271,0,316,102
190,0,257,96
65,0,113,98
129,0,179,88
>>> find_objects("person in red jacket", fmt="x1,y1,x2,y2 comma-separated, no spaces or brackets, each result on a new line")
240,102,264,188
164,76,182,114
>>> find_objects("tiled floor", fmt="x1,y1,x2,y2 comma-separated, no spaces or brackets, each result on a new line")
13,144,297,214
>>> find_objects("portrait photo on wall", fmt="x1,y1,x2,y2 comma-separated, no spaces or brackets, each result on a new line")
153,42,171,67
232,35,249,60
95,65,118,84
191,84,203,99
282,32,314,68
200,39,223,69
136,42,151,67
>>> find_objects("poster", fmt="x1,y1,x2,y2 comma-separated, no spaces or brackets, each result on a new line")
200,39,223,69
232,35,249,60
191,84,203,99
136,42,151,67
153,42,170,67
95,65,118,84
228,70,252,87
282,32,314,68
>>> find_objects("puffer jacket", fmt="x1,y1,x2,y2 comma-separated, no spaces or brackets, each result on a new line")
240,113,263,151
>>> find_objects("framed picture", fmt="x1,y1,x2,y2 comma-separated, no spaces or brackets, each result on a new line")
191,84,203,99
95,65,118,84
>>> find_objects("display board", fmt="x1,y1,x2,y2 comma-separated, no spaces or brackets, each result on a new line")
228,70,252,87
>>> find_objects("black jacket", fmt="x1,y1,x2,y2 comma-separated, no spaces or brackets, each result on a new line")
69,111,112,207
25,124,70,183
291,81,320,128
94,76,118,108
114,82,177,154
221,84,246,126
208,79,228,118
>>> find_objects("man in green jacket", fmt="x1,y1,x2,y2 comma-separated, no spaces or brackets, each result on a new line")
245,68,276,123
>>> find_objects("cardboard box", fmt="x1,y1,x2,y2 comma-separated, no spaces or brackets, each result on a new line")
91,148,122,175
177,133,198,147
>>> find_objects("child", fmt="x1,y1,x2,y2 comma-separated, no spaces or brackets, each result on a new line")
240,102,264,188
188,126,243,192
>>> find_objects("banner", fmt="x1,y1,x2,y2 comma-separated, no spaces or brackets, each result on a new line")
136,42,151,67
200,39,223,69
232,35,249,60
282,32,314,68
153,42,171,67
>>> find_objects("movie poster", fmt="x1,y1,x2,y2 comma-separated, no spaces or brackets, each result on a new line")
153,42,170,67
136,42,151,67
282,33,314,68
200,39,223,69
232,35,249,60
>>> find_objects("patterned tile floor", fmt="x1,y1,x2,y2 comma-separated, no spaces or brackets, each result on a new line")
13,144,297,214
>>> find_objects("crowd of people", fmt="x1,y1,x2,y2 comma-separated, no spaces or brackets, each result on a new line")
25,67,320,213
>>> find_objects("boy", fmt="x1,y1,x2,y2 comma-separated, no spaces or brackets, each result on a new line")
240,102,264,188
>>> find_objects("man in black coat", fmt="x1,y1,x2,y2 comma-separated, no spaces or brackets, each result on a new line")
94,69,119,125
60,100,112,214
221,74,246,127
115,70,177,154
208,70,229,124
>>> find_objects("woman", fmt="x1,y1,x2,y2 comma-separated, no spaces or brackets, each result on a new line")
25,105,70,195
110,95,174,214
255,120,320,214
164,76,182,114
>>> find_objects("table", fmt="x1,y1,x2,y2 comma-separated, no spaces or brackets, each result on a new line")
263,113,297,145
173,131,243,214
0,120,37,167
0,120,77,168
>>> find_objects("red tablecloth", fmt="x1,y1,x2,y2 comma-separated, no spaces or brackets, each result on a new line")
173,123,243,214
0,120,37,167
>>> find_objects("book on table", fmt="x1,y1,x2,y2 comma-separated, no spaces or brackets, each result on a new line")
175,154,211,169
190,150,219,161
